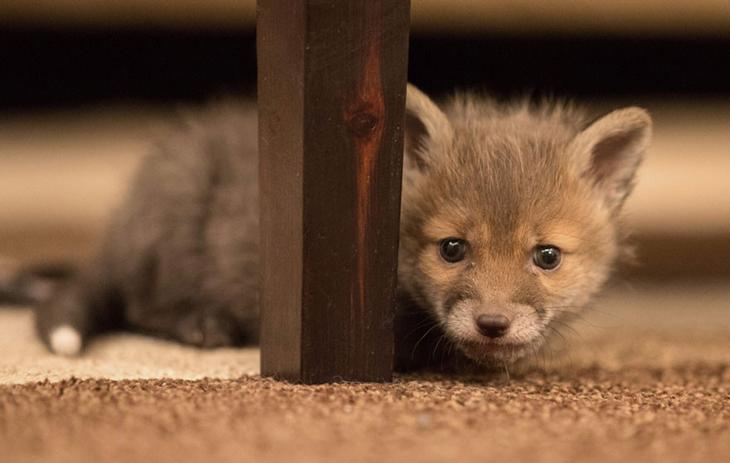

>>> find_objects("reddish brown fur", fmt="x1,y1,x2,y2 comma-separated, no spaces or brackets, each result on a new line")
398,85,651,364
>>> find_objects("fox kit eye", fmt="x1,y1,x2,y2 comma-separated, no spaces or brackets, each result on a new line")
533,245,562,270
439,238,467,263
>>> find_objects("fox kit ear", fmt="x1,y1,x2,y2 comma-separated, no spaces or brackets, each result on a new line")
404,84,453,171
570,107,652,211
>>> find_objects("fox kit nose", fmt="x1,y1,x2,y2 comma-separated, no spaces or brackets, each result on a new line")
475,314,510,338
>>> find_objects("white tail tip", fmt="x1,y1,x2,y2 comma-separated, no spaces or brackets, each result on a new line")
49,325,82,356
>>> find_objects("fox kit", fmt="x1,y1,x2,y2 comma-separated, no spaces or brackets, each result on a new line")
18,85,651,368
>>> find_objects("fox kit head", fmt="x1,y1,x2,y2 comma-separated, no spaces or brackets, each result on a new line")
399,84,652,364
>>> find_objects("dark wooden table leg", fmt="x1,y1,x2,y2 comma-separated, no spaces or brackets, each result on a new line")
258,0,410,383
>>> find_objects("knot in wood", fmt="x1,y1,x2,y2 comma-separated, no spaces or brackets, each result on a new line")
348,111,379,138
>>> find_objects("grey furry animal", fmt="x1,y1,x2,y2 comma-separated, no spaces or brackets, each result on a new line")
35,101,261,355
24,85,651,368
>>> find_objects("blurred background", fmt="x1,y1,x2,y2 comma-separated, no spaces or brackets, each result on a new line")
0,0,728,286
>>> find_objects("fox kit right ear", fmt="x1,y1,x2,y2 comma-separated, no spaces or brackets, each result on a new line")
570,107,652,211
404,84,453,171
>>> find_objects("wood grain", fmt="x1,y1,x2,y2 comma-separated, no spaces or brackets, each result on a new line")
258,0,410,383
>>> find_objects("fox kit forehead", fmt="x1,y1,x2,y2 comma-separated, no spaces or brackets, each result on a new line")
447,99,588,192
419,127,597,241
404,84,649,241
414,96,590,210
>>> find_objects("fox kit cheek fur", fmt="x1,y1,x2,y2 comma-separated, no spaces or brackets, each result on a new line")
27,85,651,369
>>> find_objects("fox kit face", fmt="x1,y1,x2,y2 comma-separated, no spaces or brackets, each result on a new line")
399,85,652,364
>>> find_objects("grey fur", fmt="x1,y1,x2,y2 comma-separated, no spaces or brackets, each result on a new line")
37,100,260,349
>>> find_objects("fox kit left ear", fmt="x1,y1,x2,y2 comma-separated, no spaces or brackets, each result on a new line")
570,107,652,211
404,84,453,171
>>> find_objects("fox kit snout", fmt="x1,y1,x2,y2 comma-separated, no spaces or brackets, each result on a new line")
21,85,651,369
398,85,651,364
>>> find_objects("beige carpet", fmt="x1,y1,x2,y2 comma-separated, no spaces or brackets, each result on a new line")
1,283,730,463
0,309,259,385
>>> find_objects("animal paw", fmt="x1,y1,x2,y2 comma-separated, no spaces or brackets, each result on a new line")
174,312,240,348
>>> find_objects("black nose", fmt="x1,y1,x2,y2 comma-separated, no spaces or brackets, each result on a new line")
475,314,510,338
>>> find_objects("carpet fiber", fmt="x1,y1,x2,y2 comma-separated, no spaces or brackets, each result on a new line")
1,283,729,463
